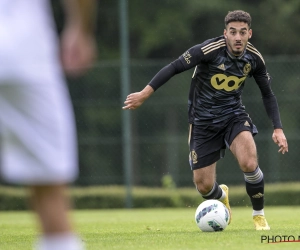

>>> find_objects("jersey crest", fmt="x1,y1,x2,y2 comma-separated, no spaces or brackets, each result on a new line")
243,63,251,76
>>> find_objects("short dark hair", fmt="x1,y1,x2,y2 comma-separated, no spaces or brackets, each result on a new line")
224,10,252,28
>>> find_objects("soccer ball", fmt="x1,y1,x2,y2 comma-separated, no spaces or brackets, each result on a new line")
195,199,230,232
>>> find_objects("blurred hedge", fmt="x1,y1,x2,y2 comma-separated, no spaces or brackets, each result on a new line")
0,183,299,210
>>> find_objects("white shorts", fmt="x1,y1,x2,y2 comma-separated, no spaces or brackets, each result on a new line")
0,67,78,185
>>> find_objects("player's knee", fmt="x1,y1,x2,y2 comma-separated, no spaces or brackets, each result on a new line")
194,180,213,195
240,159,257,172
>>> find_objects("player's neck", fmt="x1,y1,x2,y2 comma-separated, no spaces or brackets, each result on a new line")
226,47,246,59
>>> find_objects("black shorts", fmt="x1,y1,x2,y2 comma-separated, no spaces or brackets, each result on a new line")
188,114,258,170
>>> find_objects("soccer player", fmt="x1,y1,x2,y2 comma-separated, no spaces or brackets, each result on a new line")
123,10,288,230
0,0,96,249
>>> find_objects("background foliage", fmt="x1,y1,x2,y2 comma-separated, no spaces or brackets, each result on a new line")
4,0,297,188
53,0,300,59
1,183,300,210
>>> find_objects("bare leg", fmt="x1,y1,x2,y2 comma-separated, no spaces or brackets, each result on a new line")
30,185,72,234
193,163,217,195
230,131,258,172
230,131,267,227
29,185,84,249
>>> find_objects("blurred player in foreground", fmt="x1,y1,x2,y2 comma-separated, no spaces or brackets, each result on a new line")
123,10,288,230
0,0,96,249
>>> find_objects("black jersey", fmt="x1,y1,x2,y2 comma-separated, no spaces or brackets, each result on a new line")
148,35,282,129
179,36,269,125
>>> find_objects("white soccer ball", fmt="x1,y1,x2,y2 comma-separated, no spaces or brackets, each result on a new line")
195,199,230,232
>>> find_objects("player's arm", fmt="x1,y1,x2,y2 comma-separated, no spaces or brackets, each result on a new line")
123,45,203,110
253,62,288,154
122,61,184,110
123,85,154,110
60,0,97,76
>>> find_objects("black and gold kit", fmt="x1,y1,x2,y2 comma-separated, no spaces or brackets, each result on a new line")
148,35,283,169
149,35,281,128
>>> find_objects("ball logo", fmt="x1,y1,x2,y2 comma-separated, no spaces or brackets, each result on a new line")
211,74,246,92
207,220,224,231
224,205,229,222
195,203,218,223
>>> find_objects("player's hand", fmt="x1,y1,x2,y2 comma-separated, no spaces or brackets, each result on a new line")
272,129,288,154
123,92,146,110
123,85,154,110
60,25,97,76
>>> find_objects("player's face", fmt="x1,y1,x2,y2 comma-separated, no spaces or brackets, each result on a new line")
224,22,252,56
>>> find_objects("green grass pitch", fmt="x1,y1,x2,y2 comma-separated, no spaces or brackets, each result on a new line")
1,206,300,250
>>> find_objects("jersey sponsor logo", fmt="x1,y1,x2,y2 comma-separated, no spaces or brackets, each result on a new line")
211,74,246,92
182,51,192,64
243,63,251,76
